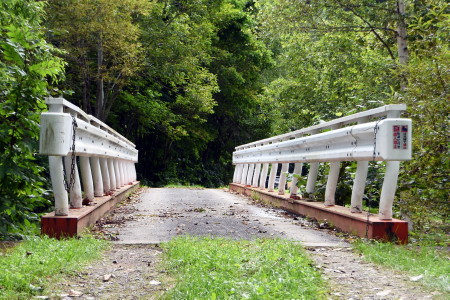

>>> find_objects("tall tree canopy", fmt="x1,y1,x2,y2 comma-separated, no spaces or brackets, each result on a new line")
46,0,152,120
108,0,272,186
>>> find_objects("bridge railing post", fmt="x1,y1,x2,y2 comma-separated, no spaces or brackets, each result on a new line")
259,163,269,189
324,124,342,206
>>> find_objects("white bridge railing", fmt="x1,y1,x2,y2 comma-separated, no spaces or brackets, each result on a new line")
39,97,138,216
232,104,412,220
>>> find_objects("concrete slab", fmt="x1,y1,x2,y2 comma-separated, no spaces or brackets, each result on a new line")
112,188,348,247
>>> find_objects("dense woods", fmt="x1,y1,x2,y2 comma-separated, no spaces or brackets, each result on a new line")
0,0,448,238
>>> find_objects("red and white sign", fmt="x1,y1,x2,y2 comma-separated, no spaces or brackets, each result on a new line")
393,125,408,149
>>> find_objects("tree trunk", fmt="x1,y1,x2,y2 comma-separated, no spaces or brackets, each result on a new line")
96,32,105,120
396,0,409,90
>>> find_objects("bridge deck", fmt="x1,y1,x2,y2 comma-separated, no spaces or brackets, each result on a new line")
99,188,348,247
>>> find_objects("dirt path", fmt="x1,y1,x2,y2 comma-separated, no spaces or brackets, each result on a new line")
44,187,440,299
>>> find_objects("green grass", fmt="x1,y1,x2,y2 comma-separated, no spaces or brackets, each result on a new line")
355,240,450,295
0,235,108,299
161,236,327,299
164,184,204,189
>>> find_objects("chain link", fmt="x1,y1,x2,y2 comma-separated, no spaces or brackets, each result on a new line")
63,115,78,193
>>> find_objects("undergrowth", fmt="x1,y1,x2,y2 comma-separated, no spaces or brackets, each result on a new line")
161,236,327,299
0,235,108,299
355,238,449,295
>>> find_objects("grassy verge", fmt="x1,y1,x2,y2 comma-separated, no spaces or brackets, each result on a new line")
0,235,108,299
161,236,327,299
354,239,449,295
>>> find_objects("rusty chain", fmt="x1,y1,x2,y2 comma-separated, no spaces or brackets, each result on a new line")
365,117,384,239
63,115,78,193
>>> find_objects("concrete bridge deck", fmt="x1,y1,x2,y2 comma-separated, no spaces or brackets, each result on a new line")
99,187,348,248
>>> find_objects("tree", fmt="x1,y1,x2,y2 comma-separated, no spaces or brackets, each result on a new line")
0,0,65,238
46,0,151,120
255,0,396,131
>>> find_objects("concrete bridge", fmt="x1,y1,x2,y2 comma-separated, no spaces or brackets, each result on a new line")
39,98,411,243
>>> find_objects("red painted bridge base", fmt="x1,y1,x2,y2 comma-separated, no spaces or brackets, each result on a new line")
41,182,140,238
229,183,408,244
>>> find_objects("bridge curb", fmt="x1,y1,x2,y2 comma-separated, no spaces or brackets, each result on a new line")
229,183,408,244
41,182,140,238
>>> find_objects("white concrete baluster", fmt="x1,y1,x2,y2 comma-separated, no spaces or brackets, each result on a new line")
64,156,82,208
324,162,340,206
240,164,249,184
305,130,320,199
122,161,126,185
252,164,261,187
351,117,370,212
119,160,124,187
80,156,94,201
233,164,239,183
108,158,117,190
99,158,111,193
268,163,278,192
49,156,69,216
290,163,303,198
351,162,368,212
324,124,342,206
119,160,125,186
123,161,129,184
379,161,400,220
246,164,255,186
235,164,243,183
127,162,132,183
305,163,319,199
278,163,289,195
132,163,137,181
113,160,121,187
259,163,269,189
91,157,104,197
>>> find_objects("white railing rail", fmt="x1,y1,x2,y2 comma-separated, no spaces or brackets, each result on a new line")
39,97,138,216
232,104,412,220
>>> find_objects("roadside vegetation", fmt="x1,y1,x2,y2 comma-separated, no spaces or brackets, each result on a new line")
161,236,327,300
355,235,450,296
0,236,108,299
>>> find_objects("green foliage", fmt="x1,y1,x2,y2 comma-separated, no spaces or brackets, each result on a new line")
0,235,108,299
0,0,65,239
396,0,449,231
355,239,450,295
45,0,152,120
255,0,397,133
162,236,327,299
108,0,272,187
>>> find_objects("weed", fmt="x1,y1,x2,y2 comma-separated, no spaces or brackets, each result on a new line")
161,236,327,299
164,184,204,189
355,239,450,295
0,235,108,299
